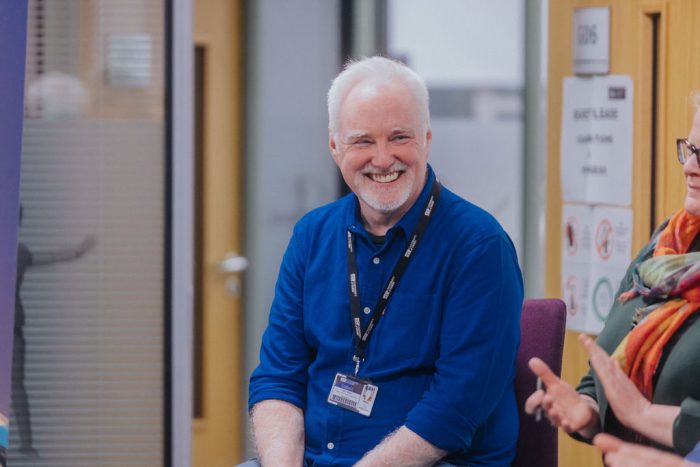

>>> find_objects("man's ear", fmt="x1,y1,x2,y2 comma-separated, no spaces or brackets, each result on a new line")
425,128,432,153
329,130,341,165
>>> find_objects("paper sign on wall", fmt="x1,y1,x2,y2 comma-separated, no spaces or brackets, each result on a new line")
560,75,634,206
562,204,632,335
561,204,591,332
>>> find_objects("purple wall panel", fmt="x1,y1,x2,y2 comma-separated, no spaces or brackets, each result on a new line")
0,0,29,428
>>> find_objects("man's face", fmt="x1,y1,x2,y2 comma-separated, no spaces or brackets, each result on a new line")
329,81,431,224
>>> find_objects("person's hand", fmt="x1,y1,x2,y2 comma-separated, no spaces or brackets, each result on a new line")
579,334,651,431
593,433,690,467
525,357,598,435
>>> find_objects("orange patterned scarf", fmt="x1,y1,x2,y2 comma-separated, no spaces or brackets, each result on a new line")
611,209,700,399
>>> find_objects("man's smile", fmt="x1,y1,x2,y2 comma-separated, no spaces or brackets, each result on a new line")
365,171,403,183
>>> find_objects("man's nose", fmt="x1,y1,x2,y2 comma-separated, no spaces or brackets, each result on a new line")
372,141,394,168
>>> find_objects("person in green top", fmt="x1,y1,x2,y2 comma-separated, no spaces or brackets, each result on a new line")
525,94,700,456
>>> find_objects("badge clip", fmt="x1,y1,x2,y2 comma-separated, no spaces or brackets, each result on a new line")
352,355,363,376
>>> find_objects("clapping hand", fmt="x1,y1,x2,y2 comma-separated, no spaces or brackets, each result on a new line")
524,357,599,436
593,433,689,467
579,334,651,431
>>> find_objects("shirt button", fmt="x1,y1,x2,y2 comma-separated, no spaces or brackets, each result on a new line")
363,306,371,315
372,257,380,265
327,442,335,450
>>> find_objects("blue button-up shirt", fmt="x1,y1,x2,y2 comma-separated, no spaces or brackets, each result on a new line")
249,167,523,466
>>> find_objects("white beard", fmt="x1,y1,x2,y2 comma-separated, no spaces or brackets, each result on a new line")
356,171,414,214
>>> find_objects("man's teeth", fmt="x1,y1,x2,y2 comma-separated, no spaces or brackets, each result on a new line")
369,172,400,183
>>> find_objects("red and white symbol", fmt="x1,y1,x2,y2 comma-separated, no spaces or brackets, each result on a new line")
595,218,614,261
564,216,579,256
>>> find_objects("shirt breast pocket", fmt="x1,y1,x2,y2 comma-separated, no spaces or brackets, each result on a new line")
368,292,441,371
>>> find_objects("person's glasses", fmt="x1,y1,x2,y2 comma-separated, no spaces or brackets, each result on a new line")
677,138,700,166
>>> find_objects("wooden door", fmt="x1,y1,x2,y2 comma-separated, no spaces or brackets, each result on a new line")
192,0,245,465
546,1,700,466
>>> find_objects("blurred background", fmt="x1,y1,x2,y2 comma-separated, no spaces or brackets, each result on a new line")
7,0,699,466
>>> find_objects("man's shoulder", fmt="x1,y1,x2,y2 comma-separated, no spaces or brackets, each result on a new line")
294,193,353,233
437,186,509,244
434,186,522,281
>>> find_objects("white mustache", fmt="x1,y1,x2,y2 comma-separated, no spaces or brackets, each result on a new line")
360,162,408,175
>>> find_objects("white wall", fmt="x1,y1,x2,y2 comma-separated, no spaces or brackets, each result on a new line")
388,0,524,88
244,0,341,455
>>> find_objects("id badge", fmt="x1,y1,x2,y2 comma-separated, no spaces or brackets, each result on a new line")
327,372,378,417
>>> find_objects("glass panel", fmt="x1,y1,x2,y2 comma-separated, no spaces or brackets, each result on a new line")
10,0,166,465
387,0,525,258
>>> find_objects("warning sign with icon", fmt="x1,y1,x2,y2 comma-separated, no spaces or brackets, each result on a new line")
562,204,631,334
595,218,614,260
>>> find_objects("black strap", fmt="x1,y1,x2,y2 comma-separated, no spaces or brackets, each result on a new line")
346,179,441,371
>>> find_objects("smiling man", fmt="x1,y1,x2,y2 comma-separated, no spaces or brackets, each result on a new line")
247,57,523,467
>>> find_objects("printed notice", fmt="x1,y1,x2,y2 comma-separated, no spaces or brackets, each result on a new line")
562,204,632,334
560,75,633,206
561,204,592,332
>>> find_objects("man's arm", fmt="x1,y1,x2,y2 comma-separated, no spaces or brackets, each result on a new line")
251,400,305,467
398,235,523,455
354,426,446,467
355,235,522,465
248,224,311,464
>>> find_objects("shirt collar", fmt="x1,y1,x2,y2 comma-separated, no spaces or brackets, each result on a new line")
345,164,436,240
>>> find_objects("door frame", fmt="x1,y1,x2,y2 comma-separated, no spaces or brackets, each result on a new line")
170,0,195,466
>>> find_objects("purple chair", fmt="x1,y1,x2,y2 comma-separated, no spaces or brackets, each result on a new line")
512,299,567,467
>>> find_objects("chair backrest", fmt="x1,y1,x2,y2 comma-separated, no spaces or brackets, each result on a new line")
512,299,567,467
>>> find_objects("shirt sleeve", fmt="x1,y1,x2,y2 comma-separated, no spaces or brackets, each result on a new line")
684,440,700,463
403,234,523,452
248,223,313,412
674,397,700,455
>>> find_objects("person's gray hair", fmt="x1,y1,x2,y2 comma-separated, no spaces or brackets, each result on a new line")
327,56,430,137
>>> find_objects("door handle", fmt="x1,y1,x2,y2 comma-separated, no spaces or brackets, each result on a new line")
218,252,249,273
218,252,248,296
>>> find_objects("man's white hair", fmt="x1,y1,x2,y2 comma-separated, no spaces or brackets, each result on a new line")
327,56,430,137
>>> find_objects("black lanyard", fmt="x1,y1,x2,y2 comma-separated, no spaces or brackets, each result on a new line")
346,179,441,375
